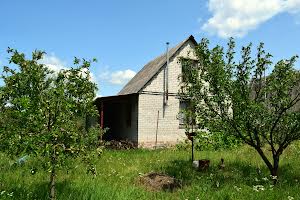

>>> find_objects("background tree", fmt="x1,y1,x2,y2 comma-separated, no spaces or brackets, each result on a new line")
0,48,103,200
180,38,300,181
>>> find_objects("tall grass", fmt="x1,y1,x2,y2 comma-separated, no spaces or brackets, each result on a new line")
1,144,300,200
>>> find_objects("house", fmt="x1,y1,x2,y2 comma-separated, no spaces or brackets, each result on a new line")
95,35,197,148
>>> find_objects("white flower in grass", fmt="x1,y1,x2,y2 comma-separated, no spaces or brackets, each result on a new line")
0,191,6,195
234,185,241,191
7,192,13,197
253,185,265,192
288,196,294,200
270,175,278,180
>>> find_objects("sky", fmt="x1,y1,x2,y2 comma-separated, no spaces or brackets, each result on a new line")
1,0,300,97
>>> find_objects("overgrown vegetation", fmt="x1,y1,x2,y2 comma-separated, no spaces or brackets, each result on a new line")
179,38,300,180
1,38,299,199
194,131,242,151
0,49,103,199
176,131,242,151
0,145,300,200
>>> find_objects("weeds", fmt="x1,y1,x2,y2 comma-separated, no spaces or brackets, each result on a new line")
0,144,300,200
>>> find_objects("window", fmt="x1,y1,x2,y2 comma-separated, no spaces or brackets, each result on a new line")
180,58,198,83
178,101,188,126
178,100,197,129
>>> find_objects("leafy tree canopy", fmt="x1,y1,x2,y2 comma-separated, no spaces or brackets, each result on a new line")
180,38,300,180
0,48,102,199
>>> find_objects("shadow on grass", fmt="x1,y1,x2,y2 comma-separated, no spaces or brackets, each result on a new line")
1,179,86,200
159,159,300,188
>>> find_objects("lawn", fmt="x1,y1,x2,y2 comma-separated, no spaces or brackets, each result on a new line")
0,144,300,200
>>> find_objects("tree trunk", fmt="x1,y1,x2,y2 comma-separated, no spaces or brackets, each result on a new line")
271,155,279,184
255,147,273,171
271,167,278,184
49,151,56,200
255,147,280,184
50,166,56,200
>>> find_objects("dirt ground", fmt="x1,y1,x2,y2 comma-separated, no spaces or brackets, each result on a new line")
139,172,181,192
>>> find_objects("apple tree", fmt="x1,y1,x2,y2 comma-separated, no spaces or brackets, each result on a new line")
180,38,300,181
0,48,103,199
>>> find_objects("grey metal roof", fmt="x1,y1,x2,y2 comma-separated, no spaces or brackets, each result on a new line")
118,35,197,95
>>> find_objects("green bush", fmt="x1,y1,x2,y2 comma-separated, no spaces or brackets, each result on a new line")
176,130,242,151
194,130,242,151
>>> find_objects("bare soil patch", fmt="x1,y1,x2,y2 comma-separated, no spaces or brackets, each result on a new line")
139,172,181,192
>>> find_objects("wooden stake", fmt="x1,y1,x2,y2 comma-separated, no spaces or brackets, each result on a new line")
155,110,159,149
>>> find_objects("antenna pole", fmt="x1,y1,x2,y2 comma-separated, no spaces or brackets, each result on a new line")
166,42,169,103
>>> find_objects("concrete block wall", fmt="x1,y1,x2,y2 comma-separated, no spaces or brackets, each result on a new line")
138,94,186,147
138,40,196,147
142,41,196,94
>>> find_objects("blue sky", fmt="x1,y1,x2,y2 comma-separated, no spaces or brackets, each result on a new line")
1,0,300,96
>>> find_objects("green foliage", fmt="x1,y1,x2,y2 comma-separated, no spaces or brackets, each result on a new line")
179,38,300,178
176,131,242,151
0,48,102,199
1,147,300,199
194,130,242,151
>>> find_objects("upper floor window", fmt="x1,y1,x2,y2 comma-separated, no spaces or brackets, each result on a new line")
180,58,199,83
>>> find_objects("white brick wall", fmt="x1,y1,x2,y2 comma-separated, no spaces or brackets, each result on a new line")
138,41,196,147
142,41,196,94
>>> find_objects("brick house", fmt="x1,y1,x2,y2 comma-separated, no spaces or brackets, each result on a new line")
95,35,197,147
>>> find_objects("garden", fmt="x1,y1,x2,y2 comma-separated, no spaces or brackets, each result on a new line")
1,143,300,200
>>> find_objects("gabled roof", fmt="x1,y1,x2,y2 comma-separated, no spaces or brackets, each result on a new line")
118,35,197,95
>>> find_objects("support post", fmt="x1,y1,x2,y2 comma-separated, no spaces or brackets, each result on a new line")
100,102,104,128
192,137,194,161
155,110,159,149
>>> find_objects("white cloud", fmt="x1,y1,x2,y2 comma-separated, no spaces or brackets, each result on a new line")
202,0,300,38
110,70,136,85
99,67,136,85
288,0,300,13
39,53,96,83
39,53,67,73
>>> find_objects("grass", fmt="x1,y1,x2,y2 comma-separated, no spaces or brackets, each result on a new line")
0,144,300,200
